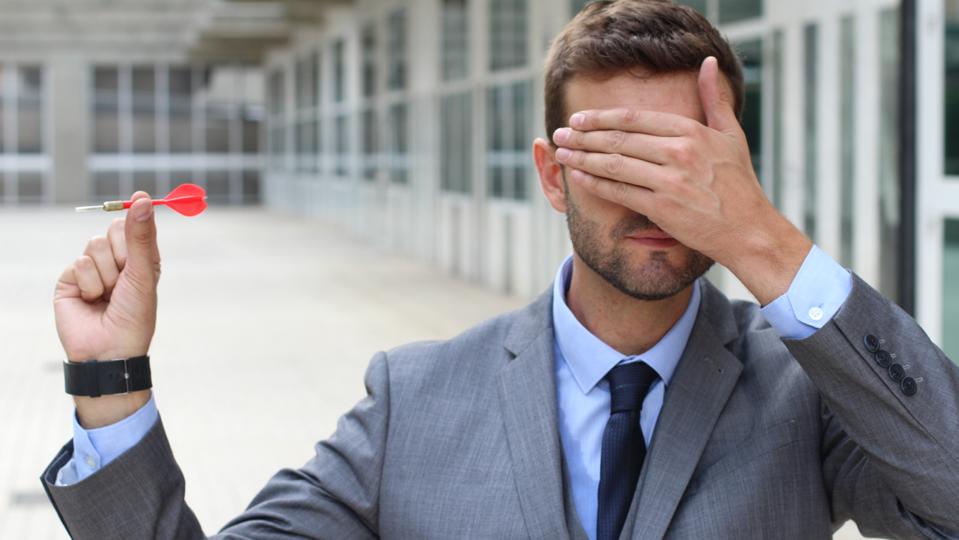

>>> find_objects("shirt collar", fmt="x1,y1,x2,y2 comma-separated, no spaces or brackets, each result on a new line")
551,254,702,395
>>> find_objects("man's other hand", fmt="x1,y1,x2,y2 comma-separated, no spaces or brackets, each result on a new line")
552,56,812,304
54,192,159,427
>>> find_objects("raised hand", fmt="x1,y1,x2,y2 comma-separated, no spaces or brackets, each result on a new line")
54,192,160,427
552,57,811,304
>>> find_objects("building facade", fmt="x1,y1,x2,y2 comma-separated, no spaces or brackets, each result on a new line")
0,0,274,207
249,0,958,361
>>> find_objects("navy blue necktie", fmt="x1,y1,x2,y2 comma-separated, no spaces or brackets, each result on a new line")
597,362,658,540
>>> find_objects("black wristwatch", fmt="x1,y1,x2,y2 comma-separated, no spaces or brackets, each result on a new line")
63,355,152,397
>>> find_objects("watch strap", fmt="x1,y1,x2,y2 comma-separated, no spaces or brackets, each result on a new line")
63,355,152,397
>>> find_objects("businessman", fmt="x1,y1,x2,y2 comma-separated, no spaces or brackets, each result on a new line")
43,1,959,539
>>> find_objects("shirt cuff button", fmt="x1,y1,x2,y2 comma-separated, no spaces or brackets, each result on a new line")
808,306,824,322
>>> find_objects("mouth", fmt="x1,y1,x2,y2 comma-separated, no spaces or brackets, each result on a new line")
625,229,679,249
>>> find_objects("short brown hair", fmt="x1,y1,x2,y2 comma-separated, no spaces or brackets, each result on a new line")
544,0,744,144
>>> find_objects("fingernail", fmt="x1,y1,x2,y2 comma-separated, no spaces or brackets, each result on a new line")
555,148,572,162
134,200,153,222
553,128,570,143
570,113,585,128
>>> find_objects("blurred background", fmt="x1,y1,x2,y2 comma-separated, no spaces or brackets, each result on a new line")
0,0,956,538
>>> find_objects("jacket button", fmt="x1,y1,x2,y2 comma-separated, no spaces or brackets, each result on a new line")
874,350,892,368
888,363,905,382
864,334,880,353
901,377,917,396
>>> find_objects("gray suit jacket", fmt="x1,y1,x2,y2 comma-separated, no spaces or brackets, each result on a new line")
42,276,959,539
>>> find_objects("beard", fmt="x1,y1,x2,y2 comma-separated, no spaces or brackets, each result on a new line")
565,182,714,301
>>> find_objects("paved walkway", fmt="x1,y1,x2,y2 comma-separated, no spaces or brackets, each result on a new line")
0,207,866,539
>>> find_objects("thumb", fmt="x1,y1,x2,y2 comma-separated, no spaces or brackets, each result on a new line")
698,56,739,134
124,195,159,283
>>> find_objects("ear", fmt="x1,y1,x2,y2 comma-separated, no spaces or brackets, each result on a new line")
533,137,568,214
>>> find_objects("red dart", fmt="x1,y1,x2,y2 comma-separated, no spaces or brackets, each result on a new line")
75,183,208,217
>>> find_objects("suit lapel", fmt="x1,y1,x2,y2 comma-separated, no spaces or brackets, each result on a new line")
498,291,571,540
623,280,744,540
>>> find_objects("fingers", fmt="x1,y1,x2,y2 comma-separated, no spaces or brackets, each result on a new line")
84,236,121,295
73,255,105,302
553,127,673,165
568,108,698,137
554,147,666,191
107,218,127,270
698,56,739,134
569,169,657,215
123,196,160,288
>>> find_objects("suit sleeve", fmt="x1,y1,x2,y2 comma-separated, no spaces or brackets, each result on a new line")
41,352,392,540
783,274,959,538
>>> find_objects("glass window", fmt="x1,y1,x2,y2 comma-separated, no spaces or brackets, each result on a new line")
334,40,346,103
17,172,44,202
878,7,901,300
736,39,762,178
803,24,818,242
169,67,194,154
296,55,315,111
268,68,285,117
0,67,5,153
242,170,261,204
945,0,959,176
387,10,408,91
132,66,156,154
387,102,409,184
93,171,121,199
242,106,260,154
771,29,784,210
487,80,532,200
361,108,379,181
440,91,472,193
490,0,528,71
16,67,43,154
312,51,322,108
840,16,856,268
132,171,157,196
206,103,231,154
442,0,469,81
171,170,193,191
361,24,378,98
335,113,350,176
718,0,763,24
207,170,231,203
944,219,959,363
93,66,120,153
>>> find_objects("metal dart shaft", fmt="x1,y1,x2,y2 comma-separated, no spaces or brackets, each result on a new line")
74,201,125,213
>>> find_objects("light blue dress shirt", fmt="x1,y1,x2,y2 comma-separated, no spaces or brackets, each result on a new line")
551,244,851,538
58,245,854,536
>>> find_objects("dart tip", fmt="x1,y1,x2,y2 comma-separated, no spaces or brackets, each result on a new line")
74,205,103,213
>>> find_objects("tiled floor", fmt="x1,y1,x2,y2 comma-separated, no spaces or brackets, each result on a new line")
0,207,868,539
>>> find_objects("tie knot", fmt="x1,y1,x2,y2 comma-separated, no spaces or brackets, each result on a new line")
606,362,658,414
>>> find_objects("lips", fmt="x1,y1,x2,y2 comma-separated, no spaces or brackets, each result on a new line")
625,229,678,248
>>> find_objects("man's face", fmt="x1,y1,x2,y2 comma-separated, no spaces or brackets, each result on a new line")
561,71,715,300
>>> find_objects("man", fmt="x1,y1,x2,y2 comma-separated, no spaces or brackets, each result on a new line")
43,1,959,539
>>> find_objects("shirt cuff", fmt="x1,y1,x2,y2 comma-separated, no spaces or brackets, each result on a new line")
55,393,159,486
761,245,854,340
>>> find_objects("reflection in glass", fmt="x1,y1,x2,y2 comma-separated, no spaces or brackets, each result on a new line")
16,67,43,154
334,40,346,103
490,0,528,71
169,67,194,154
362,24,377,98
878,7,901,301
243,170,261,204
441,91,472,193
335,113,350,176
388,10,408,91
17,172,44,202
361,108,379,181
946,0,959,176
442,0,469,81
207,170,231,203
803,24,818,242
771,30,784,210
736,39,762,179
840,16,856,268
487,81,531,200
944,220,959,363
94,66,120,153
132,66,156,154
387,102,409,184
719,0,762,24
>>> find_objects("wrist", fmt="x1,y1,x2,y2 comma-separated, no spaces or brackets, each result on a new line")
725,215,812,305
75,390,152,429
